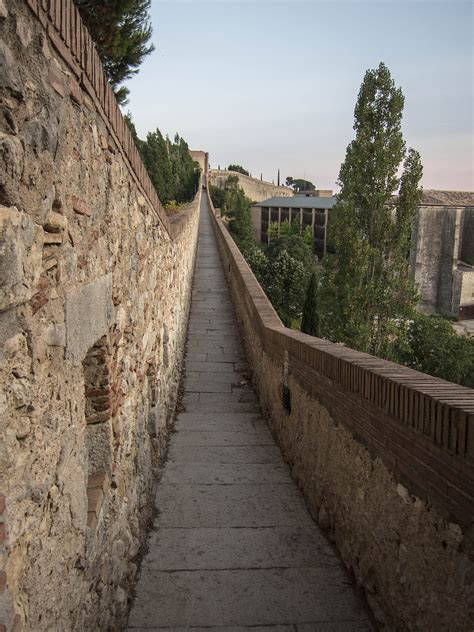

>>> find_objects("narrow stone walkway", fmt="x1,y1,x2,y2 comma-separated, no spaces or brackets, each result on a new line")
127,194,373,631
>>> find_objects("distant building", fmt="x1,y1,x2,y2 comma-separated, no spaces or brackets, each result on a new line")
251,195,336,259
252,190,474,321
411,190,474,320
292,189,333,198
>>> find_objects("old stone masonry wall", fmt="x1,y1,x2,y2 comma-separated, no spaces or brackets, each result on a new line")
0,2,200,631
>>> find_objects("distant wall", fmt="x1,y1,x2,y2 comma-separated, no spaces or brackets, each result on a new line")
411,205,474,316
209,169,293,202
190,150,208,178
460,208,474,266
0,2,199,631
207,190,474,632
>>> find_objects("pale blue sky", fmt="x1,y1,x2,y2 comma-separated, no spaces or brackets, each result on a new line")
126,0,473,191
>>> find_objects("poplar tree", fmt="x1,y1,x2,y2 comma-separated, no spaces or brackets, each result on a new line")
301,271,319,336
320,62,423,358
74,0,154,105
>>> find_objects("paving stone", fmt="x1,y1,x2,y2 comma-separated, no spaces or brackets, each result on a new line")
160,462,293,486
155,483,317,528
171,430,274,446
183,379,233,393
128,567,370,628
185,360,238,373
143,526,338,571
167,444,282,464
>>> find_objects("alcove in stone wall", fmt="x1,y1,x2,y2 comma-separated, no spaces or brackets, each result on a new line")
83,336,112,530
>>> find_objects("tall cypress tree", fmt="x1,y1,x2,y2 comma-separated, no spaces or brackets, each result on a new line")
74,0,154,105
320,62,423,358
301,271,319,336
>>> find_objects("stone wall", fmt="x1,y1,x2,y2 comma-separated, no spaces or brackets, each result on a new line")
0,2,199,631
411,201,474,317
207,191,474,632
208,169,293,202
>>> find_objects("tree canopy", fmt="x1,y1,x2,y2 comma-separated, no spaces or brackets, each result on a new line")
74,0,154,105
301,271,319,336
319,62,423,359
227,165,250,177
125,116,200,205
285,177,315,192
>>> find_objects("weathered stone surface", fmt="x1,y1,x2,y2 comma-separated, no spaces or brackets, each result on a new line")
0,3,200,631
65,274,114,365
0,205,43,310
0,40,23,98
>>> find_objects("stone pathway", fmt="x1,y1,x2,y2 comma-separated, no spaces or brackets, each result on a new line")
127,194,373,631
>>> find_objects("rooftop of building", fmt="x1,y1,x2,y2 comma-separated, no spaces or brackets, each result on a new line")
421,190,474,206
253,196,337,210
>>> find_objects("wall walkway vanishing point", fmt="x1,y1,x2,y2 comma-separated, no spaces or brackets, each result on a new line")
208,169,293,203
1,1,200,630
207,189,474,632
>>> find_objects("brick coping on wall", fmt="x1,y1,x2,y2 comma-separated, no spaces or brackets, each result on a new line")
25,0,197,240
205,189,474,529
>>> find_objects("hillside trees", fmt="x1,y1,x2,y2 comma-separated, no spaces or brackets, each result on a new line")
74,0,154,105
264,232,315,326
301,271,319,336
285,177,316,192
397,315,474,387
125,116,200,205
319,62,423,358
228,164,250,176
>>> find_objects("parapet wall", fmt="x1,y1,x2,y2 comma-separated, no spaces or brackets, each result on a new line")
207,191,474,632
0,2,199,631
209,169,293,202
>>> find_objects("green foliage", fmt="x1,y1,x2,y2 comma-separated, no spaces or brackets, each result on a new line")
168,133,201,203
396,315,474,387
319,62,423,357
228,164,250,176
220,184,315,329
142,128,173,203
285,177,315,192
125,116,200,204
225,175,240,191
209,185,227,210
301,271,319,336
74,0,154,105
265,232,315,326
243,245,269,287
226,187,254,249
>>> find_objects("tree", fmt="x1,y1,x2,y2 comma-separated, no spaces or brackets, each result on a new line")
227,164,250,176
396,315,474,387
301,271,319,336
141,128,173,203
209,185,227,210
285,177,315,192
226,187,254,249
74,0,154,105
265,232,315,326
125,116,199,205
319,62,423,357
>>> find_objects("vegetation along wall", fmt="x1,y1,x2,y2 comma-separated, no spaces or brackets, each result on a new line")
207,190,474,632
0,1,200,630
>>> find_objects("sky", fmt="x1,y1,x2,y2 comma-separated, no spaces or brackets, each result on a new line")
126,0,473,192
